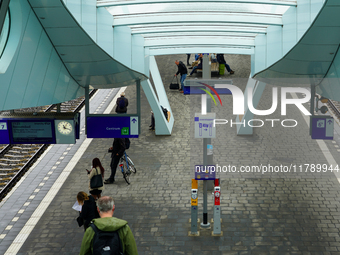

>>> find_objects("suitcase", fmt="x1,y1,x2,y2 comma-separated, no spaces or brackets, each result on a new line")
219,64,225,75
169,76,180,90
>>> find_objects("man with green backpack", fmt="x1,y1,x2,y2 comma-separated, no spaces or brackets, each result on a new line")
79,196,138,255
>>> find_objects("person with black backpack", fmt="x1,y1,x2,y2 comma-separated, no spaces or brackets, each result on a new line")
79,196,138,255
115,92,129,113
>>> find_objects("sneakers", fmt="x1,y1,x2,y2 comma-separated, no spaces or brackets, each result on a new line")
230,70,235,74
180,91,184,93
104,179,115,184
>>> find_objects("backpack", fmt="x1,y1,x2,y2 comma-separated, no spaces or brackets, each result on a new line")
90,223,124,255
125,138,130,150
118,98,126,109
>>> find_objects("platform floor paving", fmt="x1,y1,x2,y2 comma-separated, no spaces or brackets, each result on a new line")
1,54,340,254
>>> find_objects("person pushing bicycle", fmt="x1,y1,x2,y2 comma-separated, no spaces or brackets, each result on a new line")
105,138,125,184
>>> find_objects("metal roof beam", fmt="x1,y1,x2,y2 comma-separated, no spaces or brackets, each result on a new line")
98,0,296,8
112,13,282,27
140,32,261,38
147,46,254,55
143,36,255,47
130,25,267,35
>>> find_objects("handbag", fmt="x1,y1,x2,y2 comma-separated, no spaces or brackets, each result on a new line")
90,168,103,189
191,60,199,67
169,76,179,90
76,215,84,227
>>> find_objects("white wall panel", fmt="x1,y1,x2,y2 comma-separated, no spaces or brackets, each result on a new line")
81,0,97,41
113,26,132,68
266,26,283,67
131,35,145,74
254,34,266,75
64,0,81,23
96,7,114,57
297,0,311,40
282,6,297,56
311,0,324,22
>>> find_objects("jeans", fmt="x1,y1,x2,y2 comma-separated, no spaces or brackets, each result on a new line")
190,66,197,75
219,61,232,72
109,154,121,181
224,63,232,72
180,74,187,90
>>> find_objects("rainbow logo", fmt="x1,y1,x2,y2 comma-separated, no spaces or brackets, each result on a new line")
197,82,223,106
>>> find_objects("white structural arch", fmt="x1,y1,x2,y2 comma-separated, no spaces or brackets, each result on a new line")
1,0,339,136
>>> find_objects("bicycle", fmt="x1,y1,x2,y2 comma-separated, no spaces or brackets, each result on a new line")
118,151,137,184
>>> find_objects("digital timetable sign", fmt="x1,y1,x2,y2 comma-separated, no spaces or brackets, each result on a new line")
11,120,55,144
0,113,80,144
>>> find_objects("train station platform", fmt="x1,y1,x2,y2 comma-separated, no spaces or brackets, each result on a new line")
2,54,340,255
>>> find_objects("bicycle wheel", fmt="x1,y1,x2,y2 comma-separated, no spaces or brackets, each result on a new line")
126,155,137,173
123,166,131,185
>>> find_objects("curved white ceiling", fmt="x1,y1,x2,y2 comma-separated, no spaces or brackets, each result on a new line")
98,0,294,51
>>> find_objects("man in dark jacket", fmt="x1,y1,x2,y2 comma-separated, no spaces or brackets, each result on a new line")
105,138,125,184
115,92,129,113
174,60,187,93
79,196,138,255
217,54,234,74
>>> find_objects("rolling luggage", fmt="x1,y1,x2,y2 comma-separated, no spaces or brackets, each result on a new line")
219,64,225,75
169,76,180,90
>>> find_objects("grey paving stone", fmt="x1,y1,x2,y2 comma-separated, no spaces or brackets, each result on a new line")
0,54,339,255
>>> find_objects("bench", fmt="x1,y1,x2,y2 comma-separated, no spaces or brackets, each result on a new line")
191,54,220,74
196,61,219,74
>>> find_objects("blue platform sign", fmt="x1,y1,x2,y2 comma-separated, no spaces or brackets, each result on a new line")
311,116,334,140
183,86,231,95
87,116,139,138
0,121,10,144
195,165,216,180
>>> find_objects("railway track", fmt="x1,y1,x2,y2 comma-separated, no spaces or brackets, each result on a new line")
327,99,340,119
0,90,97,202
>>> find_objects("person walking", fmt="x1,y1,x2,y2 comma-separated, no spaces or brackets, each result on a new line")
104,138,125,184
175,60,187,93
79,196,138,255
87,158,104,198
77,191,100,231
115,92,129,113
217,54,234,74
186,54,191,66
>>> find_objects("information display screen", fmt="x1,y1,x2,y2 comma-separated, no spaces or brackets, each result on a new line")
10,120,55,144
